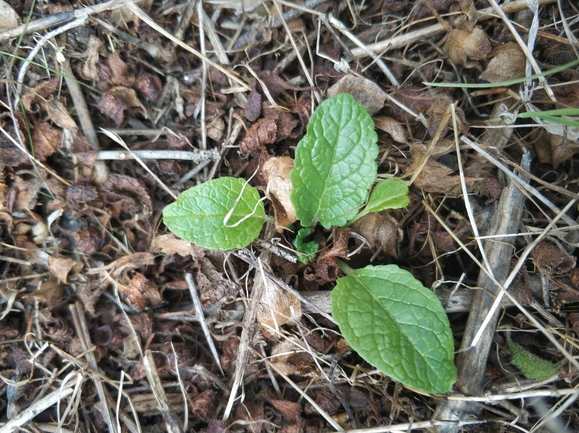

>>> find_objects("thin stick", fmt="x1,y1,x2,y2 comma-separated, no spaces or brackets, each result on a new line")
0,0,137,42
142,350,183,433
185,273,224,375
96,149,218,162
69,303,117,433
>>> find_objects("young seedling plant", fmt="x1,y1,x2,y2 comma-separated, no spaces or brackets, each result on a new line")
163,93,457,394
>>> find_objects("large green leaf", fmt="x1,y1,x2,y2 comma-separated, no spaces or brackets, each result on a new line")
331,265,456,394
290,93,379,228
163,177,265,250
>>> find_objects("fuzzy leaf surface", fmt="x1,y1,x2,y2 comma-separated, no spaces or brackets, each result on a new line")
508,341,558,380
163,177,265,250
294,227,319,264
331,265,456,394
290,93,378,228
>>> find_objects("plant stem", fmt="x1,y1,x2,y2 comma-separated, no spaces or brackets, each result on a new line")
337,259,355,276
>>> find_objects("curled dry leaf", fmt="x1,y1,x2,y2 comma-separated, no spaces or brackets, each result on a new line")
374,117,408,144
107,51,135,86
480,42,526,83
134,73,163,103
118,272,163,313
443,27,491,68
256,268,302,338
110,86,148,119
351,212,401,258
151,233,205,259
97,91,127,126
244,87,262,121
46,98,77,130
78,35,103,80
327,75,387,115
33,122,61,161
47,256,81,282
408,144,479,194
21,80,59,113
24,278,65,307
550,133,579,168
206,116,225,141
239,116,277,153
263,156,297,231
531,241,576,276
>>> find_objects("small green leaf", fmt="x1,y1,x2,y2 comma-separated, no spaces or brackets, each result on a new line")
290,93,379,229
349,179,410,224
331,265,456,394
508,341,559,380
294,227,319,264
163,177,265,250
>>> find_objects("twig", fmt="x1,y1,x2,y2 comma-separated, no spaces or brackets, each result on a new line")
184,273,224,375
0,376,79,433
173,0,197,42
95,149,219,162
142,351,183,433
99,128,178,200
15,17,88,104
448,388,579,402
69,303,118,433
0,0,137,42
62,59,109,184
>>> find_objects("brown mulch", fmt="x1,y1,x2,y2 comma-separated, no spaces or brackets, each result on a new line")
1,0,579,432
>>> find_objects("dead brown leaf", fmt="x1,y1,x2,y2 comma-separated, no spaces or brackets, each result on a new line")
97,91,127,126
21,79,59,113
531,241,576,276
550,134,579,168
48,256,80,282
77,35,103,80
263,156,296,231
32,122,61,161
151,233,205,259
444,27,492,69
134,73,163,103
244,87,262,121
240,116,277,153
480,42,526,83
256,269,302,338
107,51,135,86
351,212,401,258
45,97,77,130
374,117,408,144
118,272,163,313
327,75,387,115
110,86,148,119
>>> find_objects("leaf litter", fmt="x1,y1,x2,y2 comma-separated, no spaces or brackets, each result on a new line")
1,0,579,432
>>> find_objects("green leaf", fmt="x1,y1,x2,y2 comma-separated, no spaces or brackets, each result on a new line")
349,179,410,224
290,93,379,229
294,227,319,264
163,177,265,250
331,264,456,394
508,341,559,381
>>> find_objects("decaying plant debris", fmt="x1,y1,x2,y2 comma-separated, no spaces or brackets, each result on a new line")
1,0,578,432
